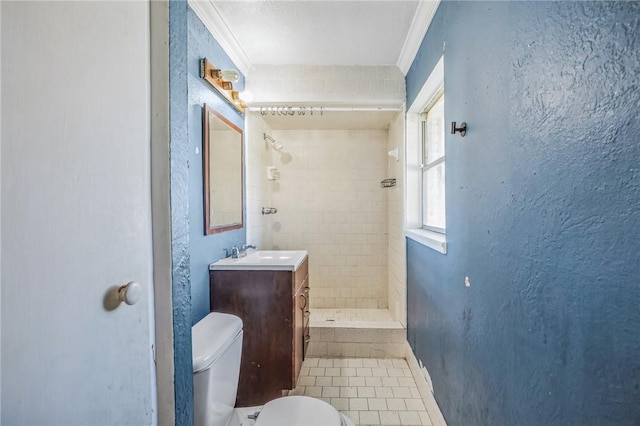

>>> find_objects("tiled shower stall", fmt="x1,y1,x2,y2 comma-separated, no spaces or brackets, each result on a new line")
270,129,389,310
245,65,407,356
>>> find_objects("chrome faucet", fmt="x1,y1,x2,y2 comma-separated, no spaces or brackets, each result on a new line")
231,246,242,258
225,244,257,259
224,246,242,259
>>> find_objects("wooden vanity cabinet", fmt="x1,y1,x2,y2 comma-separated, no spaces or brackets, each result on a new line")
210,256,309,407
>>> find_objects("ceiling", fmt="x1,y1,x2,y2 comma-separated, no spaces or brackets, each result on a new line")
191,0,439,76
212,1,418,67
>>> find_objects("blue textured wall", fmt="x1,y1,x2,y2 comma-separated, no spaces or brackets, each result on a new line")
406,2,640,425
170,2,246,423
169,1,193,424
187,7,246,326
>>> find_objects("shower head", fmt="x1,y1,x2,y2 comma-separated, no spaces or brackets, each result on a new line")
263,133,283,151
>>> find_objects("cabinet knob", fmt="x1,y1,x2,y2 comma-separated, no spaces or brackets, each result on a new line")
118,281,142,305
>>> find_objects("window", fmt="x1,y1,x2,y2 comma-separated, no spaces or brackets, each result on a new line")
405,56,447,254
421,93,445,232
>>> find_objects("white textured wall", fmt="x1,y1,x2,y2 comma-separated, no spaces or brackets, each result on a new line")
247,65,405,104
387,112,407,326
271,130,389,309
150,1,174,423
244,112,275,249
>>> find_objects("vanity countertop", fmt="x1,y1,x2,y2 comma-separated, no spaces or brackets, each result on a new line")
209,250,308,271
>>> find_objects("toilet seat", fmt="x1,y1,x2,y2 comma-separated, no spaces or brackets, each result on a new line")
254,396,347,426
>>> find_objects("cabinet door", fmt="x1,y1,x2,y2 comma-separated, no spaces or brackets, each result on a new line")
293,282,306,386
211,270,293,406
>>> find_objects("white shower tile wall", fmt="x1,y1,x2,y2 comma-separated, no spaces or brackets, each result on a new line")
386,112,407,326
244,113,275,249
271,130,389,309
247,65,405,104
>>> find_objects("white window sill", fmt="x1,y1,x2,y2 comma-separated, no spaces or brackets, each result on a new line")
405,228,447,254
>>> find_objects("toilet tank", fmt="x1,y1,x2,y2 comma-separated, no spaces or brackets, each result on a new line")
192,312,243,426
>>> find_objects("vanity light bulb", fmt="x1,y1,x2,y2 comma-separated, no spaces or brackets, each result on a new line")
220,69,240,83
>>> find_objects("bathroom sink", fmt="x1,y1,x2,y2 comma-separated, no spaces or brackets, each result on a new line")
254,250,298,260
209,250,308,271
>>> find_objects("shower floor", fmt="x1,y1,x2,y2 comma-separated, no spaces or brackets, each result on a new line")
308,309,406,358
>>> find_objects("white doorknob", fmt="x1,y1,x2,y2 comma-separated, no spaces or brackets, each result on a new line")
118,281,142,305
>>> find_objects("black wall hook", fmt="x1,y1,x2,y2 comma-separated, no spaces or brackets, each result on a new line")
451,121,467,137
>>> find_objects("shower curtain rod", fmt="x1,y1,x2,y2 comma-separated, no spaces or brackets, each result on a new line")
246,105,403,115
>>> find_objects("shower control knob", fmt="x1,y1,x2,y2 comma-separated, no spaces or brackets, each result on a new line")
118,281,142,305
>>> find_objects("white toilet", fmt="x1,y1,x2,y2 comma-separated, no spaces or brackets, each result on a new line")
193,312,355,426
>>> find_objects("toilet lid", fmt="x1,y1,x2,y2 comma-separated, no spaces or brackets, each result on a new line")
254,396,342,426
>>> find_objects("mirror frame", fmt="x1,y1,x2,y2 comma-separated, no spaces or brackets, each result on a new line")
202,104,244,235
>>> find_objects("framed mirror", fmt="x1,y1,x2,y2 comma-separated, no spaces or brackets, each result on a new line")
202,104,243,235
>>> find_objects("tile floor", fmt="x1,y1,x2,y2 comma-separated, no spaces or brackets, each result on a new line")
289,357,436,426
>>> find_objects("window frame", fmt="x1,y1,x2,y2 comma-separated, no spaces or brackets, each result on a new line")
420,92,446,234
405,56,447,254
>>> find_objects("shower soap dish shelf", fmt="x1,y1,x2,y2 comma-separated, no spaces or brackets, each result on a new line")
381,178,396,188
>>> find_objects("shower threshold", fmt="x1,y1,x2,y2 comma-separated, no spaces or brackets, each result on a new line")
310,308,403,329
307,308,406,358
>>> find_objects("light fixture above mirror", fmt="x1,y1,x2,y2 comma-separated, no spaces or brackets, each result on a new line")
199,58,246,113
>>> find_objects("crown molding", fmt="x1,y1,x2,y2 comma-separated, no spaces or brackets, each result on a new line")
188,0,252,77
396,0,441,76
